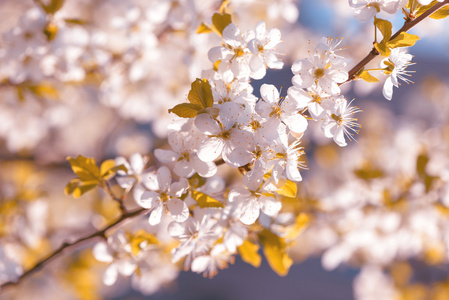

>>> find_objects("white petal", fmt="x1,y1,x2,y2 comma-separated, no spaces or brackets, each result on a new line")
138,191,159,209
227,147,253,167
116,259,136,276
383,76,394,100
173,160,195,178
191,256,211,274
157,166,172,190
93,242,113,263
286,162,302,182
259,196,281,217
282,113,308,134
148,202,164,225
154,149,178,163
191,155,217,177
239,198,260,225
130,153,144,174
194,113,221,135
198,138,224,162
103,264,118,286
167,199,189,223
260,84,279,103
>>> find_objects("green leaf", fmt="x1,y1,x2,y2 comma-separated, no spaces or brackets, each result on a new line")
211,13,232,36
387,32,420,49
238,240,261,268
258,229,293,276
192,191,223,208
168,103,203,118
188,79,214,108
430,5,449,19
276,179,297,198
358,70,379,83
67,155,100,182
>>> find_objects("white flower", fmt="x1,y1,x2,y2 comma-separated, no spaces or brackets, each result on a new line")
291,52,348,95
194,107,254,166
138,167,190,225
92,230,137,286
154,131,217,178
349,0,401,22
267,134,306,182
191,244,234,278
228,177,281,225
321,98,362,147
256,84,308,136
168,215,219,267
208,23,254,80
381,48,414,101
287,84,336,121
247,21,284,79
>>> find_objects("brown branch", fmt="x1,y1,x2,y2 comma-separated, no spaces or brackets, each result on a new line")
342,0,449,84
103,180,128,214
0,207,146,293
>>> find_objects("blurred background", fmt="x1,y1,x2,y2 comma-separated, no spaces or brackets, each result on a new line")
1,0,449,299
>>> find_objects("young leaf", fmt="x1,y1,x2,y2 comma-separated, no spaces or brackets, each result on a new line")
430,5,449,19
67,155,101,182
358,70,380,83
285,213,309,240
238,240,262,268
168,103,203,118
374,17,392,44
188,79,214,109
374,42,391,57
258,229,293,276
100,160,127,180
196,23,213,34
212,13,232,36
65,178,99,198
192,191,224,208
387,32,420,49
276,179,297,198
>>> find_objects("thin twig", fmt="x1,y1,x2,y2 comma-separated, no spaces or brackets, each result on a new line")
103,180,128,214
0,207,145,293
342,0,449,84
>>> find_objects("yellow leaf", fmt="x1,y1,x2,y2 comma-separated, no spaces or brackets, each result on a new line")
100,160,127,180
238,240,261,268
258,229,293,276
67,155,100,182
44,23,58,41
196,23,212,34
285,213,309,240
40,0,65,14
374,41,391,57
65,178,99,198
430,5,449,19
168,103,203,118
129,229,159,256
212,13,232,36
276,179,297,198
387,32,420,49
27,83,59,100
188,79,214,108
358,70,379,83
414,1,438,17
219,0,231,13
192,191,223,208
374,17,392,44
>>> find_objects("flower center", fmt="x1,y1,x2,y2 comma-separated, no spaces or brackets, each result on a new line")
331,113,343,125
270,105,282,117
250,120,261,131
218,129,231,140
314,68,325,79
159,191,169,202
